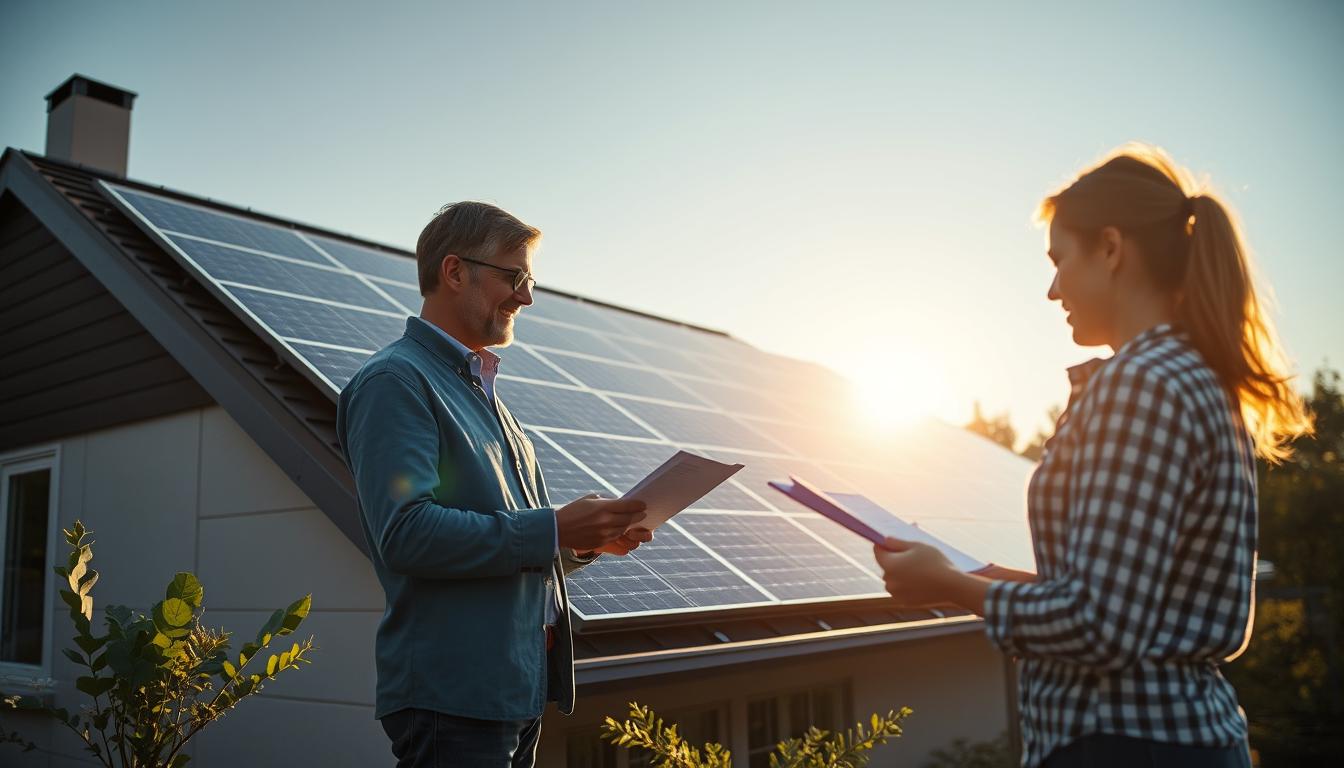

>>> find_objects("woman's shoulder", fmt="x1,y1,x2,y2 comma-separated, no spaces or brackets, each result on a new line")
1084,330,1230,437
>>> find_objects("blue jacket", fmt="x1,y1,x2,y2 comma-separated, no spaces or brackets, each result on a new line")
337,316,587,720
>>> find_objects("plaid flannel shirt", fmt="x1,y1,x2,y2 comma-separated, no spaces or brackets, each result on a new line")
984,324,1258,766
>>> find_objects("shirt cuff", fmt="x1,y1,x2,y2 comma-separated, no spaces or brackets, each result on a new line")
983,579,1021,656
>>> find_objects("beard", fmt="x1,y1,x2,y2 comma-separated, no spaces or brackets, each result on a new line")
475,304,515,348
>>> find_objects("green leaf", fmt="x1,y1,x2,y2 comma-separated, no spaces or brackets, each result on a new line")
74,633,106,654
221,660,237,679
266,655,277,676
62,648,86,666
256,609,284,645
160,597,193,627
166,572,204,609
105,604,132,629
169,754,192,768
281,595,312,633
75,676,115,697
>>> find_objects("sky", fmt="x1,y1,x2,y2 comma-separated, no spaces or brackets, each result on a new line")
3,0,1341,444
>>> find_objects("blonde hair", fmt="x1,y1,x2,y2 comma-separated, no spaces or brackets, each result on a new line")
1038,143,1311,461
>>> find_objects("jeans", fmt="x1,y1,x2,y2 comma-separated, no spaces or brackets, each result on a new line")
380,708,543,768
1042,733,1253,768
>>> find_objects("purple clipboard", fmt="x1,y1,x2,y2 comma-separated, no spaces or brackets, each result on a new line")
769,475,988,573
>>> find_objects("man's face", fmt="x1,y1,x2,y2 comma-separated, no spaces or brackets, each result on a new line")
460,246,534,348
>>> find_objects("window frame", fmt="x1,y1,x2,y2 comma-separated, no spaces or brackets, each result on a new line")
746,678,853,766
0,444,61,681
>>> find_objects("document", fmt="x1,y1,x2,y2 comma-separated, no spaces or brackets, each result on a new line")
620,450,744,531
769,475,988,573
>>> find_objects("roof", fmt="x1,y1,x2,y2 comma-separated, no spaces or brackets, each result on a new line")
0,147,988,675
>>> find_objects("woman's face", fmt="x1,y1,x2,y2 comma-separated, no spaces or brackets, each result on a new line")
1047,220,1116,347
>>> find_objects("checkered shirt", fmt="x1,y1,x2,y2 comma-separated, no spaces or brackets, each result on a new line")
984,324,1258,767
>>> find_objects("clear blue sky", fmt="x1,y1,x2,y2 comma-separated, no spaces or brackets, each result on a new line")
4,0,1341,442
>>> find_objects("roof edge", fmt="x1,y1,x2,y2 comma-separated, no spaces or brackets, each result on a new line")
575,615,983,687
17,149,734,340
1,148,366,553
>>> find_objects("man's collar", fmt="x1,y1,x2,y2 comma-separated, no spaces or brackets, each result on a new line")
405,316,500,371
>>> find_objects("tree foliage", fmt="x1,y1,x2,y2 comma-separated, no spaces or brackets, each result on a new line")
1224,368,1344,764
0,521,316,768
965,402,1017,453
603,702,910,767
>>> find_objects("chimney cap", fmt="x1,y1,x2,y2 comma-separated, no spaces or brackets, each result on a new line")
45,74,137,113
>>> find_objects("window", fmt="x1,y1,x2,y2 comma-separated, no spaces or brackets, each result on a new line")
566,724,618,768
568,702,728,768
747,681,852,768
0,448,58,670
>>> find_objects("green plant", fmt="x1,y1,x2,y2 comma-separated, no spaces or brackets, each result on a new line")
603,701,911,767
0,521,315,767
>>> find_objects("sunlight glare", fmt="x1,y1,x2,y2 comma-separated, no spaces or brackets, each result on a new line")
847,346,949,431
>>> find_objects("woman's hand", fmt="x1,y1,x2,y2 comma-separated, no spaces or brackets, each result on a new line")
873,537,992,614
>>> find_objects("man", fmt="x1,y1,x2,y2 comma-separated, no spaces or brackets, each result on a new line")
336,201,651,767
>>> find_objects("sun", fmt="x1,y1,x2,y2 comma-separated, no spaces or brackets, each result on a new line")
846,347,949,430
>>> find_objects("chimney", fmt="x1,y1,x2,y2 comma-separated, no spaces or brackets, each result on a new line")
45,74,137,176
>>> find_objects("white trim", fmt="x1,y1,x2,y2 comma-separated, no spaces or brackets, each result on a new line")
0,444,61,680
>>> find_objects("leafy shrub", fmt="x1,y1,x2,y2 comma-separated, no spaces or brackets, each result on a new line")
1,521,315,768
603,701,911,767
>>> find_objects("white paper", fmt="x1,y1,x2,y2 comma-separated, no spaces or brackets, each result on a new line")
620,450,744,530
826,492,988,572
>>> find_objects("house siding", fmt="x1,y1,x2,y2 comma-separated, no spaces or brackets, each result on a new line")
0,195,211,452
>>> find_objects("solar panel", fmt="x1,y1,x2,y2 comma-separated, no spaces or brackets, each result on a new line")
101,181,1037,622
539,352,698,404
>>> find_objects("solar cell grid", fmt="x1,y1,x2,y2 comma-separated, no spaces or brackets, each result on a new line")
308,234,418,283
289,342,373,389
794,517,884,578
566,556,694,616
677,378,801,422
675,514,883,600
498,347,575,385
169,235,403,312
526,430,609,503
619,525,770,609
494,380,652,438
612,398,786,453
117,188,328,265
524,294,625,332
512,316,638,362
224,286,390,350
364,279,424,313
542,353,696,404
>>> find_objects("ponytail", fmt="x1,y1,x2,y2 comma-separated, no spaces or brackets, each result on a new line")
1039,144,1312,460
1182,194,1311,461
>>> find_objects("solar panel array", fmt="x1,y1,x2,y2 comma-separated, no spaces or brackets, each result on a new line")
101,182,1036,622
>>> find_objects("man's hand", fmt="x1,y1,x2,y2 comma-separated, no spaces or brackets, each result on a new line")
582,527,653,558
556,494,647,553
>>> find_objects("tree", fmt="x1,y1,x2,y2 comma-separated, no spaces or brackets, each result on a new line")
965,402,1017,452
1018,406,1062,462
1224,367,1344,765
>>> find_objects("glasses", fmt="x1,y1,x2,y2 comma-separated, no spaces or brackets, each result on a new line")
457,256,536,293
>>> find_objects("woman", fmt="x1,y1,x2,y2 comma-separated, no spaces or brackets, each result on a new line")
874,144,1311,768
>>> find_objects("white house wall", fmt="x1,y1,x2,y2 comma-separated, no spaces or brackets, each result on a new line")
539,629,1008,767
5,406,1008,767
